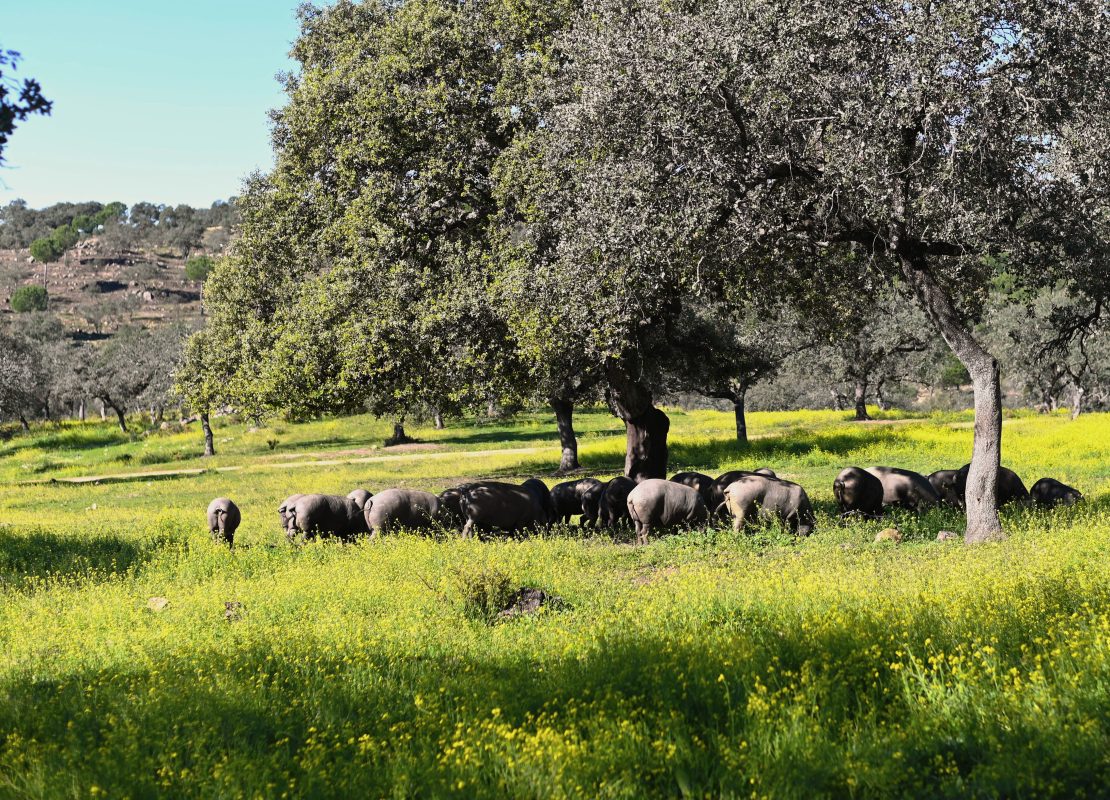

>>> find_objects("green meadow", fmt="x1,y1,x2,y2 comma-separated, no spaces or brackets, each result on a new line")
1,408,1108,798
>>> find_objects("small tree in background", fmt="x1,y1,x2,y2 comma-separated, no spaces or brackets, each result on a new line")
10,285,48,313
184,255,215,282
173,328,230,456
28,237,62,264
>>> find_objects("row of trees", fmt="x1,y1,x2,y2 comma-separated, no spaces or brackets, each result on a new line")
0,314,188,434
174,0,1107,541
1,199,240,254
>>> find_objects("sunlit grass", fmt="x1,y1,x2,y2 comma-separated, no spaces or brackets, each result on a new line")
0,408,1107,797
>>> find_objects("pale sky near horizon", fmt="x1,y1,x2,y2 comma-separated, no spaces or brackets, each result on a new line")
2,1,302,210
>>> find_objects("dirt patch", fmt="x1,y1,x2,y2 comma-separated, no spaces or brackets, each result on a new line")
382,442,442,453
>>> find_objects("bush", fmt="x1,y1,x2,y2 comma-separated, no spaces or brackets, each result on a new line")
184,255,215,282
9,285,48,312
454,566,516,625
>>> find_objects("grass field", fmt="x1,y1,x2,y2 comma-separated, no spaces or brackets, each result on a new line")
1,407,1108,798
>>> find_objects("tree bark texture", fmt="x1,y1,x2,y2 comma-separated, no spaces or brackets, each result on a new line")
385,421,413,447
901,257,1002,542
433,410,445,430
733,389,748,443
854,380,871,420
114,407,128,434
606,358,669,480
551,397,580,473
201,411,215,457
1071,383,1084,420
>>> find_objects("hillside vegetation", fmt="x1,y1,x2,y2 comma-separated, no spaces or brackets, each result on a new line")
0,409,1107,797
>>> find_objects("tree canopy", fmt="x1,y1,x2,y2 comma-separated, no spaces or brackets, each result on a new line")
188,0,1110,540
0,48,50,165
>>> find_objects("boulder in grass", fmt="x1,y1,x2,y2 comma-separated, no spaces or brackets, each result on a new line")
147,596,169,612
874,528,902,544
496,588,567,621
224,601,245,622
936,530,960,542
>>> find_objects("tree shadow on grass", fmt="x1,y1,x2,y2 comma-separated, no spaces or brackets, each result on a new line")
0,527,172,590
0,425,131,455
669,428,912,473
428,428,567,448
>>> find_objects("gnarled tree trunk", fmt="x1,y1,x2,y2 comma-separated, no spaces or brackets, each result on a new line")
853,379,870,420
433,409,445,430
1070,383,1084,421
201,411,215,457
901,257,1002,542
550,397,580,473
77,398,86,422
733,388,748,443
113,407,127,433
606,358,669,480
876,378,892,411
385,420,413,447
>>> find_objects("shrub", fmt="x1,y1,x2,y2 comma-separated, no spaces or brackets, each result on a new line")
454,566,516,624
184,255,215,282
10,285,48,312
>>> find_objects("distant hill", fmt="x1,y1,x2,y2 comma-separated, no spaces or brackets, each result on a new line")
0,237,209,335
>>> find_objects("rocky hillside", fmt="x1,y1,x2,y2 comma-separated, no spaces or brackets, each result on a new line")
0,236,211,335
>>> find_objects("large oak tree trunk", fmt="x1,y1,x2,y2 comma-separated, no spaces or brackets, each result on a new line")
606,358,669,480
201,411,215,457
385,421,413,447
733,389,748,443
901,257,1002,542
853,380,871,420
113,407,128,434
551,397,580,473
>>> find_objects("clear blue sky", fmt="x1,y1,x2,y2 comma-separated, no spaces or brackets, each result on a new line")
2,1,302,209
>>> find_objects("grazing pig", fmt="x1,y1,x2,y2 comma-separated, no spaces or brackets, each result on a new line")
278,494,303,530
207,497,241,547
927,470,961,508
711,468,778,513
346,489,373,510
436,484,474,530
598,476,636,529
550,478,604,526
864,467,940,512
626,479,708,545
953,464,1030,507
833,467,884,518
1030,477,1083,509
723,475,815,536
458,481,550,538
521,478,556,525
670,471,719,514
285,494,368,542
364,488,440,535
